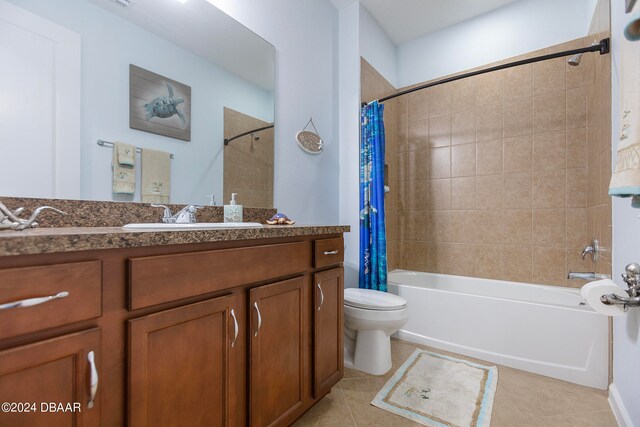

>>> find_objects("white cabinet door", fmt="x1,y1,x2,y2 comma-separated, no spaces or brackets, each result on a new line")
0,0,80,199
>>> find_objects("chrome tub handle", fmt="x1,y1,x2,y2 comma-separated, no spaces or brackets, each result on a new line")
230,309,239,347
323,250,339,255
0,291,69,311
317,283,324,311
253,302,262,337
87,351,98,409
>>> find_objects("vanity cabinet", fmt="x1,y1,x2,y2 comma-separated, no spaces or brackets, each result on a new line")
0,232,345,427
0,328,101,427
128,294,244,427
249,277,308,427
313,268,344,398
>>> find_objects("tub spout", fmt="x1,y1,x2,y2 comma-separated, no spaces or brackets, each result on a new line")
567,271,611,281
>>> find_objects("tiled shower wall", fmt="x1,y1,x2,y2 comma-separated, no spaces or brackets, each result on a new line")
380,38,612,287
223,107,274,208
361,59,398,270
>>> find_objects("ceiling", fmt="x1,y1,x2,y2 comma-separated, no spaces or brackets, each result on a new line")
331,0,521,45
88,0,275,90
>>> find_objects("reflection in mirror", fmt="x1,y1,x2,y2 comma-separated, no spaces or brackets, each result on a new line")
0,0,274,206
223,108,274,208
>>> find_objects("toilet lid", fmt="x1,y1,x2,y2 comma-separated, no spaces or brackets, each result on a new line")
344,288,407,311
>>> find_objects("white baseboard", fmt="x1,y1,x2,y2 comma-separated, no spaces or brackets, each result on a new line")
609,383,635,427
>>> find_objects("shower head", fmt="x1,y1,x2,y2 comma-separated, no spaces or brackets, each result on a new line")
251,133,260,141
567,53,583,66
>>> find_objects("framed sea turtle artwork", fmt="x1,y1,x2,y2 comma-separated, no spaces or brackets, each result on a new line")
129,64,191,141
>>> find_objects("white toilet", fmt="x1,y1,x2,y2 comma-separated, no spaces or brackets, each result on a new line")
343,288,409,375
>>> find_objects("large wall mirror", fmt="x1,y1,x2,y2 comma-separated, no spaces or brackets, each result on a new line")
0,0,275,207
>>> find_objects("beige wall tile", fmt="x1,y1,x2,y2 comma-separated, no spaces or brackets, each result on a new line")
428,244,452,273
429,210,452,242
429,178,451,210
567,128,587,168
503,99,533,138
451,177,476,209
567,168,588,208
476,71,503,106
533,131,566,171
567,87,587,129
477,140,504,175
429,115,451,148
566,208,588,249
533,209,566,248
476,104,503,141
503,64,533,101
503,172,532,208
451,143,476,177
407,90,429,122
475,210,503,244
452,78,477,112
503,209,532,245
476,174,503,210
407,148,429,181
400,240,429,271
503,246,533,282
533,169,566,208
534,57,565,96
408,118,429,151
534,93,566,133
430,147,451,178
452,110,476,145
504,135,533,173
532,247,566,285
473,245,503,279
429,84,452,117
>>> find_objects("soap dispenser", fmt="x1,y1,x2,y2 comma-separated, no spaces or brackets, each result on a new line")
224,193,243,223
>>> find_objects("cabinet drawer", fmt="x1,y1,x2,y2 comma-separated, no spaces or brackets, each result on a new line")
128,241,310,310
313,238,344,268
0,261,102,340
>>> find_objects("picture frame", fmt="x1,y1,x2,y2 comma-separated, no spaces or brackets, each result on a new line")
129,64,191,141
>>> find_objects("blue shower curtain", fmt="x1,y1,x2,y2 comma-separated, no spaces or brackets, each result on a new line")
359,101,387,292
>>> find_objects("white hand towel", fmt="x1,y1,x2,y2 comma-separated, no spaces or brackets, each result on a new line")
112,142,135,195
116,141,135,166
141,148,171,203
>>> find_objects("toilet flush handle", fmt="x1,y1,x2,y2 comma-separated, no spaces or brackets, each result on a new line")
317,283,324,311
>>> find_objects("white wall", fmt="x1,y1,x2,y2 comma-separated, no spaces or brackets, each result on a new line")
359,4,397,88
9,0,273,206
339,2,361,288
205,0,339,225
610,1,640,425
397,0,596,87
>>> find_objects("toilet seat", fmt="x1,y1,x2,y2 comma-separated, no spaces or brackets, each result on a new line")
344,288,407,311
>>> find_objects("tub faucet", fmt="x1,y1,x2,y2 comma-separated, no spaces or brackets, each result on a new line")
567,271,611,281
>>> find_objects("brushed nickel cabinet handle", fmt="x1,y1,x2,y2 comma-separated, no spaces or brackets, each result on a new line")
87,351,98,409
0,291,69,311
230,309,239,348
317,283,324,311
253,302,262,337
323,250,339,255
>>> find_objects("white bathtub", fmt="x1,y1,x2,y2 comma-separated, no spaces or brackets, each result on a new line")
387,269,609,389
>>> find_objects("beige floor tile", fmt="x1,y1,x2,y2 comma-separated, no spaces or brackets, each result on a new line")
294,339,615,427
292,385,356,427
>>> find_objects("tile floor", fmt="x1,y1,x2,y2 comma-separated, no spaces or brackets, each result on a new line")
294,338,617,427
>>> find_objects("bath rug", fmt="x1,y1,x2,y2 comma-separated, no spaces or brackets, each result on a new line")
371,349,498,427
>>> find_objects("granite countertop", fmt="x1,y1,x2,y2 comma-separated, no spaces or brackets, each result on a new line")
0,225,350,257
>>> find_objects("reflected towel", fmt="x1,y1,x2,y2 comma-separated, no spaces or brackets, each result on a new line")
610,16,640,205
112,142,135,195
141,148,171,203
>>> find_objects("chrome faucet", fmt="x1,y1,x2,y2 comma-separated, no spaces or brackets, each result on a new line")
580,238,600,262
151,204,199,223
567,271,610,281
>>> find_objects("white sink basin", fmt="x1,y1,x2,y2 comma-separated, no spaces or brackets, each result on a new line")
123,222,263,230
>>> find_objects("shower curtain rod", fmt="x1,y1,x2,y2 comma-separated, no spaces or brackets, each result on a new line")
224,124,274,145
362,38,610,107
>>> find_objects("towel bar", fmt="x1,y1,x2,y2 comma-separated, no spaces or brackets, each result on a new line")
97,139,174,159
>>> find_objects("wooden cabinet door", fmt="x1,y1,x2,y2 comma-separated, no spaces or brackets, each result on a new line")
0,328,101,427
128,294,244,427
313,268,344,397
249,277,307,427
